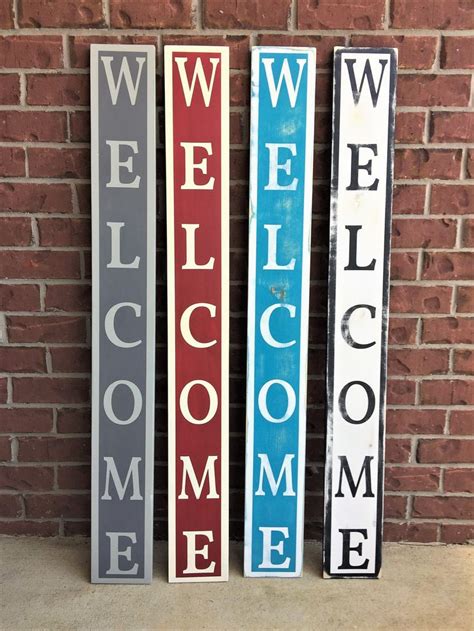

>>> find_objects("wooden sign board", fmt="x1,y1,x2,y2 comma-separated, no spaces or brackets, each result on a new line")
324,47,397,578
91,45,156,583
165,46,229,583
244,47,316,577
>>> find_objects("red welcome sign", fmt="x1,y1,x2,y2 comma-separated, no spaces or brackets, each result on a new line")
165,46,229,582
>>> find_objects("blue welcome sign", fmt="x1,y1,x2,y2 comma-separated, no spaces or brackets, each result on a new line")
244,47,316,577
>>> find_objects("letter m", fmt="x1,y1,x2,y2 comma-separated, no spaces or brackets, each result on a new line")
255,454,296,496
344,58,388,107
178,456,219,499
335,455,375,498
262,58,306,108
101,457,143,501
174,57,220,107
101,55,146,106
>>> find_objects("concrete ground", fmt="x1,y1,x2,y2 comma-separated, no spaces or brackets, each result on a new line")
0,538,472,630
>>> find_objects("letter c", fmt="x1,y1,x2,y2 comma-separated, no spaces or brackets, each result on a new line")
180,303,217,348
105,302,142,348
260,304,296,348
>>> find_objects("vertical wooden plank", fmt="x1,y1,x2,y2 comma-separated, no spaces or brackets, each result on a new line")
324,47,397,578
165,46,229,583
244,47,316,577
91,45,156,584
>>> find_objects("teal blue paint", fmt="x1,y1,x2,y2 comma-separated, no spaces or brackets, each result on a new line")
245,48,315,576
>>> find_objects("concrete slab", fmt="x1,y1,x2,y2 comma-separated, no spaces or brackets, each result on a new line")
0,537,472,630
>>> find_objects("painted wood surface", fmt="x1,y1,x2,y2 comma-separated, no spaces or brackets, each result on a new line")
324,47,397,578
244,47,316,577
91,45,156,583
165,46,229,583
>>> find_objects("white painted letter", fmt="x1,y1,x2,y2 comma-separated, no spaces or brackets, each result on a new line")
178,455,219,500
106,532,139,575
180,303,217,348
101,56,145,106
175,57,220,107
104,380,142,426
180,380,218,425
263,225,296,270
260,303,296,348
106,140,140,189
183,530,216,574
182,224,215,270
256,454,295,496
264,143,298,191
102,457,143,501
258,527,290,569
262,58,306,108
258,379,296,424
107,222,140,269
180,142,215,190
105,302,142,348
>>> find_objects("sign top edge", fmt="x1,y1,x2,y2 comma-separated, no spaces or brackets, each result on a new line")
90,43,156,53
334,46,398,57
252,45,316,54
164,45,229,55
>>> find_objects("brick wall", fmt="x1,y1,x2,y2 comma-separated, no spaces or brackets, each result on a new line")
0,0,472,543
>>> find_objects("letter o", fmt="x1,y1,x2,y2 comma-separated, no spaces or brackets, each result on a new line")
104,380,142,425
258,379,296,424
338,381,375,425
180,380,218,425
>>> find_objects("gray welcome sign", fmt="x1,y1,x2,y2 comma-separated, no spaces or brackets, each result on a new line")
91,45,156,584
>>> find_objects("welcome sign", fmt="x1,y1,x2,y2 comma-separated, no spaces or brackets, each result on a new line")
244,47,316,577
324,48,397,578
165,46,229,583
91,45,156,583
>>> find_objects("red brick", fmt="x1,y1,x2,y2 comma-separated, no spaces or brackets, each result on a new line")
450,410,473,435
0,520,58,536
57,464,90,490
387,380,416,405
111,0,193,28
391,0,474,29
390,252,418,280
445,468,474,493
423,317,472,345
431,185,473,215
0,466,54,491
0,409,53,433
163,35,249,70
7,315,87,344
204,0,290,28
390,285,452,314
45,284,91,312
28,148,89,179
69,111,90,142
0,495,22,518
0,438,11,462
422,252,473,281
0,217,32,246
27,74,89,106
388,348,449,377
0,74,20,104
298,0,384,28
0,348,45,373
392,218,456,249
19,0,105,27
258,35,344,68
393,185,426,215
397,75,471,107
384,495,407,519
440,524,474,544
385,466,440,491
386,438,411,463
63,520,89,536
421,380,473,406
0,182,73,213
13,377,89,404
454,350,474,375
413,496,473,520
395,149,462,180
395,112,425,144
0,251,80,280
0,379,6,404
388,317,417,345
441,36,474,69
50,347,90,373
457,286,474,313
230,112,244,145
384,522,438,543
0,147,25,177
468,149,474,179
351,35,437,70
38,218,90,247
0,111,67,142
387,409,445,435
230,73,249,107
0,285,40,311
0,36,63,69
431,112,474,143
69,35,157,68
25,493,90,519
462,218,474,248
315,74,331,108
17,436,90,462
0,2,13,27
57,408,90,434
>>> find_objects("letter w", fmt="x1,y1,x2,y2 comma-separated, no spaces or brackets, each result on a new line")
101,56,146,106
344,58,388,107
255,454,296,496
175,57,220,107
262,58,306,108
101,457,143,501
178,456,219,499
